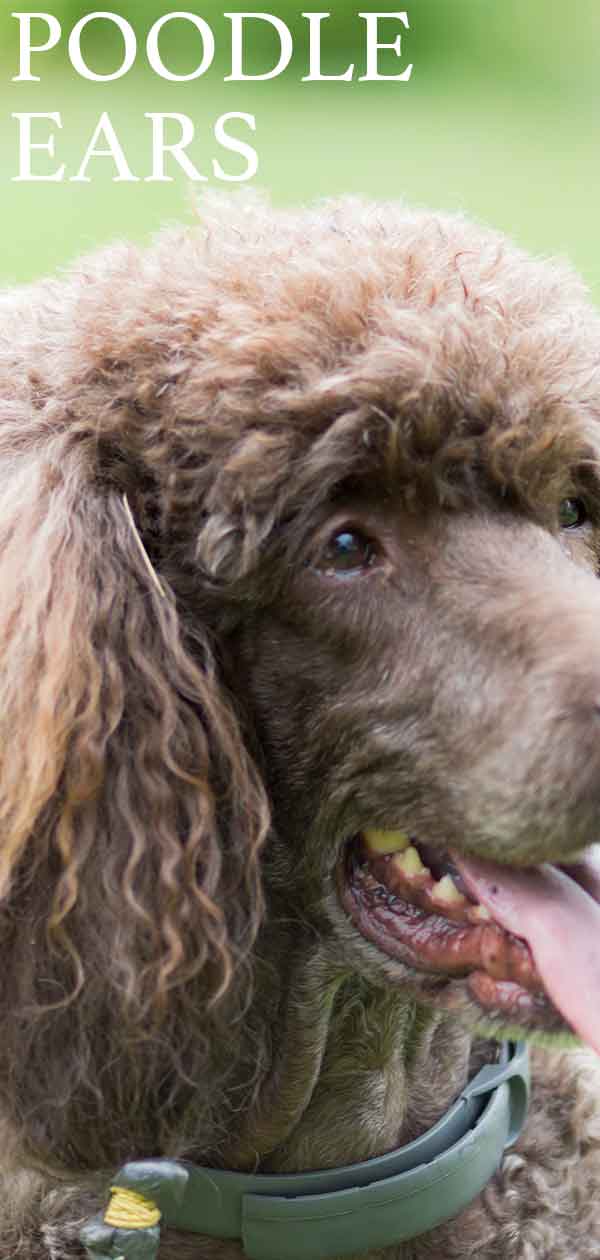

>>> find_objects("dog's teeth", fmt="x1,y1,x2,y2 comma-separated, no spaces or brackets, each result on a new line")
469,903,492,922
363,828,411,855
391,845,429,877
432,874,466,906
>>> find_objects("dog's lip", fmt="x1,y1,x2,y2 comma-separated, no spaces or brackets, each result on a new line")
452,846,600,1055
338,835,600,1051
339,838,541,990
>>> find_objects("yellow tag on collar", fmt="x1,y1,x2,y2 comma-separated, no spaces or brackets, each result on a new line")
104,1185,161,1230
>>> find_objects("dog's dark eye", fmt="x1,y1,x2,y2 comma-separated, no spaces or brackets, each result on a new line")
559,498,588,529
317,529,378,576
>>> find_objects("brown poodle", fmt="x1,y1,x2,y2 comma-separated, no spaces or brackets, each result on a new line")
1,197,600,1260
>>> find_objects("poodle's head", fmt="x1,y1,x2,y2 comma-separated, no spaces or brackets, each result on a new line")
2,197,600,1152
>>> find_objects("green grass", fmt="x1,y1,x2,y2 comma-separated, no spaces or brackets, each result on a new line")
2,36,599,298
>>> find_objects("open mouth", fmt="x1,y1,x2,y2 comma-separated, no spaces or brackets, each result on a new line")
339,829,600,1051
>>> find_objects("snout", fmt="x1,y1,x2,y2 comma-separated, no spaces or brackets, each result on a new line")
425,515,600,866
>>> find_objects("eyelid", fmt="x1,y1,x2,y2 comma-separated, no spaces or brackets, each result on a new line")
311,514,376,548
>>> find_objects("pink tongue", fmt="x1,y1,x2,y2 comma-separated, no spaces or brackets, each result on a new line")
451,848,600,1055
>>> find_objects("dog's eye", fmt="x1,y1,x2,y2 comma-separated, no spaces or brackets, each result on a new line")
559,497,588,529
316,528,378,576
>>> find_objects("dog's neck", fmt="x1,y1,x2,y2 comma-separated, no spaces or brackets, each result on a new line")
226,941,480,1176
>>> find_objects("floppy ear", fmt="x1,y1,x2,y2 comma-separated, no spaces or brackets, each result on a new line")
0,434,269,1035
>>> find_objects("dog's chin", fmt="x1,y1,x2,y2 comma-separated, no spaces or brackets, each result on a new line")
336,832,600,1047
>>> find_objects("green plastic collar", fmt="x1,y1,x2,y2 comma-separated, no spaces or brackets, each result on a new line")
81,1040,529,1260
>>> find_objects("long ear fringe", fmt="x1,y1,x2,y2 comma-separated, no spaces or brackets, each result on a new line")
0,439,270,1029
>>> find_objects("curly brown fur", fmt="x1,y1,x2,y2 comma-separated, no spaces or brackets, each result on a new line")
2,197,600,1259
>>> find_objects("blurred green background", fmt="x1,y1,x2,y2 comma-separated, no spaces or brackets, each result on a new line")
2,1,599,297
